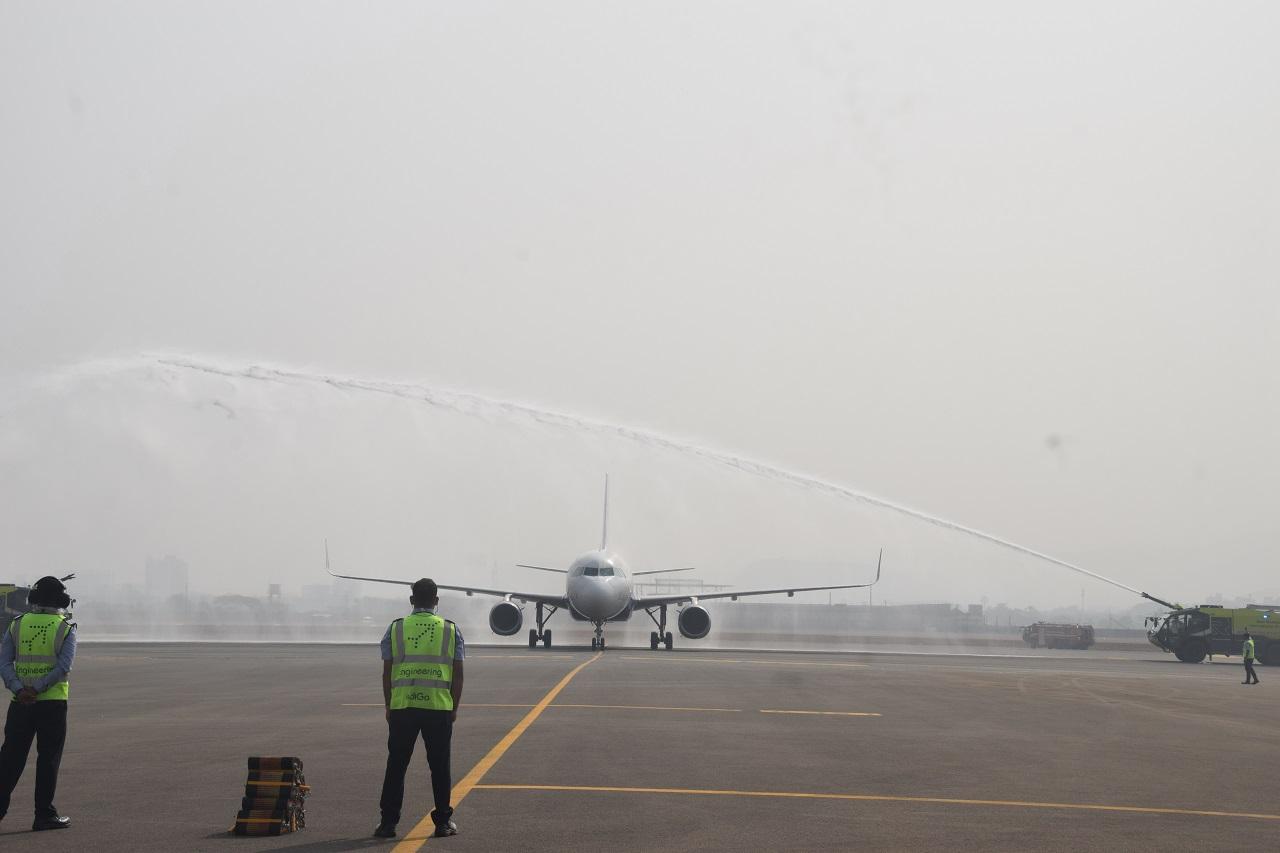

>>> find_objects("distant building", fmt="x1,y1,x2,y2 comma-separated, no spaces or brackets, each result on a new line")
145,555,189,602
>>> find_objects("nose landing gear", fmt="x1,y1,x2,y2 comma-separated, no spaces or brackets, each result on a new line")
591,622,606,650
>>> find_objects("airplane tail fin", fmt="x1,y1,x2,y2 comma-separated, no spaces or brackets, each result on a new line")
601,474,610,551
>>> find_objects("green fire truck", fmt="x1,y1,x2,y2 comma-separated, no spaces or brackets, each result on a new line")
1147,603,1280,664
1,583,33,632
0,576,76,631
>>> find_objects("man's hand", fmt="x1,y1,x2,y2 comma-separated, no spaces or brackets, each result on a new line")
16,688,37,705
450,709,457,724
385,707,391,723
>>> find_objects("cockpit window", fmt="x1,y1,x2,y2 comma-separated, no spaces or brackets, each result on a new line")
599,566,614,577
582,566,599,577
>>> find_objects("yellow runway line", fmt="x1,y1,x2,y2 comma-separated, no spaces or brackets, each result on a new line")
342,703,534,708
620,655,868,669
343,702,732,712
470,654,575,659
555,703,740,713
391,653,602,852
470,784,1280,822
759,710,881,717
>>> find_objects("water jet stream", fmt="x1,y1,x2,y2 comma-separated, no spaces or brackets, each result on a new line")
146,355,1149,600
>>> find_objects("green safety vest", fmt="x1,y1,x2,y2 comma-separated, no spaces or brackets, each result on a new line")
388,612,456,711
9,612,72,702
1243,638,1256,661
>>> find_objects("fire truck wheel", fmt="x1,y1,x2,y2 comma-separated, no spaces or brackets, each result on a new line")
1179,640,1208,664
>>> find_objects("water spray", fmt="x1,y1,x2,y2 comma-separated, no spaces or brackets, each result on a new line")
146,355,1167,605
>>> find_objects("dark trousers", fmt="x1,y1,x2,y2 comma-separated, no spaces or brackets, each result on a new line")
0,700,68,820
1244,659,1259,683
379,708,453,827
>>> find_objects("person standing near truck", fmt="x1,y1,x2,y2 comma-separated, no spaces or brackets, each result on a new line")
1242,631,1259,685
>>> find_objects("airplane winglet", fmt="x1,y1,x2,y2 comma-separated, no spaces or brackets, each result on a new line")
324,539,345,580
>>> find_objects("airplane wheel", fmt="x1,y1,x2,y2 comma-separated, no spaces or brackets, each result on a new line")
543,630,552,649
528,629,538,649
664,632,674,650
599,637,606,650
650,632,659,650
591,638,597,650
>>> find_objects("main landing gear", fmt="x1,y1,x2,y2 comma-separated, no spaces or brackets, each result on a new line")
644,605,674,651
528,602,558,649
591,622,607,651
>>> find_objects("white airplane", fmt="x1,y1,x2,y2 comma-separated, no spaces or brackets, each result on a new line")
327,478,882,650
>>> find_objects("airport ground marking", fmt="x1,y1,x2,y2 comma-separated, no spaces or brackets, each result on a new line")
348,702,880,716
391,652,603,852
471,654,575,660
469,784,1280,822
620,655,867,669
759,709,880,717
555,703,740,713
343,702,737,713
340,702,539,708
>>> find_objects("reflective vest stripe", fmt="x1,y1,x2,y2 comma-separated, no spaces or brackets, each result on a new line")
392,619,405,663
390,678,453,690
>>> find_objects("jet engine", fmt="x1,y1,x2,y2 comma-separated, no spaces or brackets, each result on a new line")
488,601,524,636
677,604,711,640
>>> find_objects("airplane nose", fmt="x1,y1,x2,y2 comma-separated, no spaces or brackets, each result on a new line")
575,580,621,618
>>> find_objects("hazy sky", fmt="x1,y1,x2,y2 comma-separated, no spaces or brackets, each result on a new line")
2,3,1278,606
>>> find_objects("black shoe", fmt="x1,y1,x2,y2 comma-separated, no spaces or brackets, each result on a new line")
433,820,458,837
373,822,396,838
32,815,70,831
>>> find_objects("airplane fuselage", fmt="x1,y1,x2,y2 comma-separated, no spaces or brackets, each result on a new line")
565,550,634,622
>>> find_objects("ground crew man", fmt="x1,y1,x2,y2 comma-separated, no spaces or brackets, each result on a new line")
1242,631,1259,685
374,578,464,839
0,576,76,831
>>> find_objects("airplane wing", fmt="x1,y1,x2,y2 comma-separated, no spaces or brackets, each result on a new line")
633,551,882,609
326,569,568,608
517,564,568,574
324,542,568,607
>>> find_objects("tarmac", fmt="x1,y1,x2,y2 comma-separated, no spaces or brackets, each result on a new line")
0,642,1276,852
